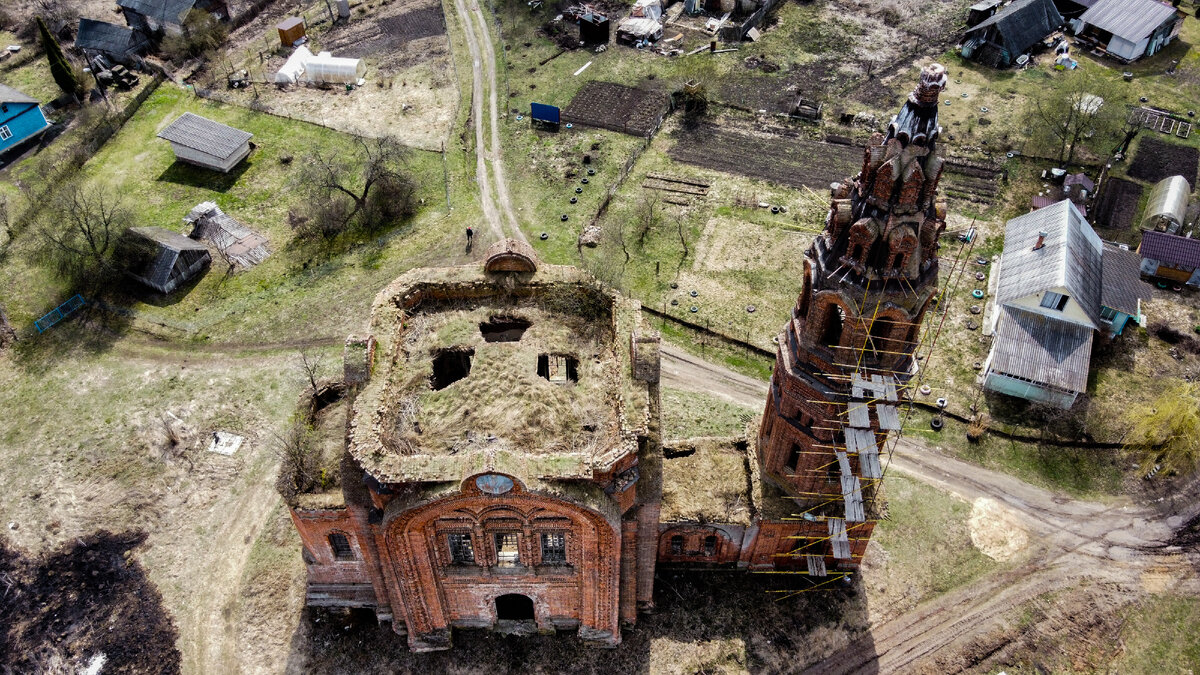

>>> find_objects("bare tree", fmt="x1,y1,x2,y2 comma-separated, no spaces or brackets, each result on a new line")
42,183,132,288
675,210,689,259
297,348,324,391
1023,70,1123,167
160,9,228,63
293,135,417,242
635,192,661,249
274,421,317,499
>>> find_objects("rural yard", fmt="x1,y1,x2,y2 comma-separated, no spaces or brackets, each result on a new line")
2,0,1200,671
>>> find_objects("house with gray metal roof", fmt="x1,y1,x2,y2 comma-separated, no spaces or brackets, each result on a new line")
157,112,253,173
961,0,1064,67
75,18,150,66
983,200,1149,408
117,0,229,34
1138,229,1200,288
118,226,211,294
1072,0,1182,61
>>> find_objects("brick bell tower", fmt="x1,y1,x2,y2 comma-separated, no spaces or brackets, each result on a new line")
757,64,948,570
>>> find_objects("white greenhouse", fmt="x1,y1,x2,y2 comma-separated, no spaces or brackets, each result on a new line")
275,45,313,84
302,51,366,84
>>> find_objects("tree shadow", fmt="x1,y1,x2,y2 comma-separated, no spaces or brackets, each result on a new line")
281,570,878,673
156,158,252,193
8,297,132,376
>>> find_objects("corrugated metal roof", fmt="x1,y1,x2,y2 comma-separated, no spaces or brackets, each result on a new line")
157,112,253,159
997,199,1103,327
75,19,149,56
1101,242,1152,314
117,0,195,24
0,83,39,104
965,0,1064,55
990,306,1094,393
1079,0,1179,41
1139,229,1200,269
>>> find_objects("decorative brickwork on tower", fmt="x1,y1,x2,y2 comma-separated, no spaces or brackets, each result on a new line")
757,64,948,573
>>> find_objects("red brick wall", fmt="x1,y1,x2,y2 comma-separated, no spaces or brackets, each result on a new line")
378,476,622,651
289,507,374,587
656,524,743,565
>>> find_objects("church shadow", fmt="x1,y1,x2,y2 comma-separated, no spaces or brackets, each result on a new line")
280,570,877,673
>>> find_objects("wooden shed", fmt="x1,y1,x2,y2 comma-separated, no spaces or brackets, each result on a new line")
157,112,253,173
118,227,211,294
277,17,306,47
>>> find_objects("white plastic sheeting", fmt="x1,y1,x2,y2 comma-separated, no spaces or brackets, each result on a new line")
1142,175,1190,233
303,51,366,84
274,45,312,84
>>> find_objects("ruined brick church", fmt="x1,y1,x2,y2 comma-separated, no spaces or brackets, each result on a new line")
283,66,947,650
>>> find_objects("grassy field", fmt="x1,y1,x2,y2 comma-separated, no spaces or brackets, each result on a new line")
661,386,755,439
1114,593,1200,672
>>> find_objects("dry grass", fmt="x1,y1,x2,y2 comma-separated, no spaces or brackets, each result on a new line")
661,438,752,526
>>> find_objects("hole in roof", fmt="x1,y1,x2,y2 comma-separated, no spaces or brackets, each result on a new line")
537,354,578,383
431,348,474,390
480,316,531,343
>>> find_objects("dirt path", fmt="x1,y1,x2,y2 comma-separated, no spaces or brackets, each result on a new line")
658,341,1199,672
449,0,526,243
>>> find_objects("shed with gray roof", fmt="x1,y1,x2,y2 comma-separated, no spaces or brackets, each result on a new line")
118,226,211,294
1073,0,1182,61
75,18,149,65
157,112,253,173
962,0,1064,67
1139,229,1200,288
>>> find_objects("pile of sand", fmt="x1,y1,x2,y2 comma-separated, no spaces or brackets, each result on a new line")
968,497,1029,561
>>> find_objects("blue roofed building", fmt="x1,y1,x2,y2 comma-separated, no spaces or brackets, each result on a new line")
0,84,52,156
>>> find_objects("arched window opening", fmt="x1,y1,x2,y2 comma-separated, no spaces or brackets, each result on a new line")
328,532,354,561
670,535,684,554
868,317,894,360
821,305,845,348
703,535,717,557
495,594,535,621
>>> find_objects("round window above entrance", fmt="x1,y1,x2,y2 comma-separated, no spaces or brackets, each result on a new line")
476,474,514,495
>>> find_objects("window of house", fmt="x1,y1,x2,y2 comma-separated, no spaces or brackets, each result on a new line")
448,532,475,564
1040,291,1069,311
0,126,11,141
670,535,684,554
1099,306,1117,323
328,532,354,561
495,532,520,567
703,535,717,557
785,444,803,474
540,532,566,564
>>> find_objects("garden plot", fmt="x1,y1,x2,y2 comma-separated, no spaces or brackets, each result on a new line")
1093,177,1144,231
561,81,672,138
1128,136,1199,188
668,121,860,190
212,0,456,150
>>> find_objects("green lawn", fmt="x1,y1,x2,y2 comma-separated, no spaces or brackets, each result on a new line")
661,386,755,439
1115,594,1200,672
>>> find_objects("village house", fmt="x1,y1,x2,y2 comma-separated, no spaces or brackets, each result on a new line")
281,66,950,650
157,112,253,173
1139,229,1200,289
0,84,52,157
117,0,229,35
983,200,1150,408
961,0,1064,67
1072,0,1183,62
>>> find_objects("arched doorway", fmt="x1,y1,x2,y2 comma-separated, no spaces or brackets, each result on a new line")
495,593,535,621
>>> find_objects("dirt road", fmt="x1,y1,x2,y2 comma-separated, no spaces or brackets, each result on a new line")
450,0,526,243
658,341,1199,672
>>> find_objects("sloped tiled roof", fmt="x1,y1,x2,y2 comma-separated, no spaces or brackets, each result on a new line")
75,18,149,56
1139,229,1200,269
157,112,253,159
991,306,1094,393
997,199,1103,327
0,83,39,104
1080,0,1179,41
1101,242,1152,315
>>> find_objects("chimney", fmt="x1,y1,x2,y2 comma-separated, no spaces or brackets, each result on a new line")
1033,230,1048,250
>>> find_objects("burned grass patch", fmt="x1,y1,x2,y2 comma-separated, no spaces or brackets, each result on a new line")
1128,136,1199,188
0,532,181,674
668,122,860,190
1093,177,1144,230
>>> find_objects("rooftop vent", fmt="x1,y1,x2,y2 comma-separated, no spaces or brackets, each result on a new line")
1033,230,1048,251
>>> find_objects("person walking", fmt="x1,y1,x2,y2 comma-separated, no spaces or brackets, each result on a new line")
466,226,474,250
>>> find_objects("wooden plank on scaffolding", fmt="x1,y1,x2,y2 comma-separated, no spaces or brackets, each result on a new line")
851,372,868,399
806,554,827,577
828,518,851,559
835,450,852,476
848,400,871,428
841,475,865,522
861,444,882,479
877,404,901,430
845,427,875,455
882,375,898,402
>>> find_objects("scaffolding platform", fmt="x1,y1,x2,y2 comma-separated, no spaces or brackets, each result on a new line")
847,401,871,428
876,404,902,430
806,554,827,577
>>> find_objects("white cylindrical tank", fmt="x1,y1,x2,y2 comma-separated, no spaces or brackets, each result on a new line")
302,52,366,84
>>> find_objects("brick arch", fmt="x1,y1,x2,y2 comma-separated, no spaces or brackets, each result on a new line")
809,291,856,351
380,476,620,648
863,306,911,363
795,261,813,320
657,525,738,564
